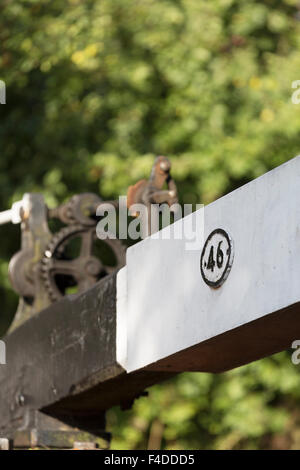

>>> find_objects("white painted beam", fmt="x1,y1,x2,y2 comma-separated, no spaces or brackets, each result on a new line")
117,156,300,373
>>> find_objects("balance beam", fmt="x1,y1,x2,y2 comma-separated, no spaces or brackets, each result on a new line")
117,155,300,373
1,156,300,446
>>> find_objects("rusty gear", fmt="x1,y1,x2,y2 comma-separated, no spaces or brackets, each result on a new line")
40,224,126,303
49,193,102,227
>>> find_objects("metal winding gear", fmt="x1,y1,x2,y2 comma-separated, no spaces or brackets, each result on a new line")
40,224,126,302
7,193,126,330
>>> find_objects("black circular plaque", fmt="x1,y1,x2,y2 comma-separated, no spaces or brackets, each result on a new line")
200,229,234,288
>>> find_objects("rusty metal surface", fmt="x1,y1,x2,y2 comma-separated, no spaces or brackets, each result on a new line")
8,194,53,332
8,193,125,332
7,158,178,330
127,156,178,232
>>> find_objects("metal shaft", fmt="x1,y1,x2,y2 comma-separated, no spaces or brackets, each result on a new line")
0,209,14,225
0,200,23,226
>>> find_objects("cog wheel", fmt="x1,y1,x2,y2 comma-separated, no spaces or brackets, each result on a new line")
48,193,103,226
69,193,102,226
40,224,126,303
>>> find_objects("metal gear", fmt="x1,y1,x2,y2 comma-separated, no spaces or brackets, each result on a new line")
48,193,102,227
40,224,126,303
68,193,102,226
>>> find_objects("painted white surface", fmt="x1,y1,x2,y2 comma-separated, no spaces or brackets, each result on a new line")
117,156,300,372
116,267,127,368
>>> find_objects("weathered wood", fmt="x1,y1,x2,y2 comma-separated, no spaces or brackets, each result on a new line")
11,411,110,449
0,273,174,443
119,156,300,372
146,302,300,373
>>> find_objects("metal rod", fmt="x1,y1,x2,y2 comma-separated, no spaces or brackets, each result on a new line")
0,200,23,226
0,209,13,225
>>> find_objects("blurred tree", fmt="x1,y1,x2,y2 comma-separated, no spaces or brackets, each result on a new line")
1,0,300,449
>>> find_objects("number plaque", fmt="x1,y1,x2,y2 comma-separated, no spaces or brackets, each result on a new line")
200,229,234,288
